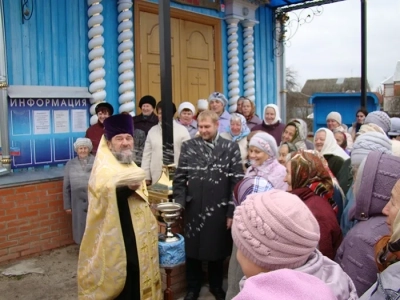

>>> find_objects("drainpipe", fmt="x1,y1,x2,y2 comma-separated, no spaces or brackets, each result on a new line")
0,0,11,175
279,21,287,123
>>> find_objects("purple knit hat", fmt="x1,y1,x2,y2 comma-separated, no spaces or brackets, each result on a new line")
351,151,400,221
103,114,134,140
232,189,320,271
234,269,337,300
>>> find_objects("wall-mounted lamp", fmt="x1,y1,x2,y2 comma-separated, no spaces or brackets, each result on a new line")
21,0,34,24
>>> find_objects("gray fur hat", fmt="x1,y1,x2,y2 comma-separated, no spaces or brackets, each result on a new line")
73,138,93,152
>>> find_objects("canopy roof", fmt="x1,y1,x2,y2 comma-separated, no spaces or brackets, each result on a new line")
268,0,344,11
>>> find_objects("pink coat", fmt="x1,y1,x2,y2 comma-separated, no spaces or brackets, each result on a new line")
245,158,288,191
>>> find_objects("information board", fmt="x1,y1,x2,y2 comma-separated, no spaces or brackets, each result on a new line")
8,95,90,169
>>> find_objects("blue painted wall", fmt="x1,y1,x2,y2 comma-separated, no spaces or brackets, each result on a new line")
3,0,277,117
254,6,277,116
4,0,88,87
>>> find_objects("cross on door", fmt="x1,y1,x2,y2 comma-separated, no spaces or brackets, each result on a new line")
191,73,206,96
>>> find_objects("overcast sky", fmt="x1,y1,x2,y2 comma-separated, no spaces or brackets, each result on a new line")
285,0,400,91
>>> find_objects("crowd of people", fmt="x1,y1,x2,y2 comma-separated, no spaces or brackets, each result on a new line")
62,91,400,300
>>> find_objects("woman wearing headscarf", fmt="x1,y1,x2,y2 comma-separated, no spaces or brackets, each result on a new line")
221,113,250,167
240,97,262,130
63,138,95,245
285,150,343,259
278,142,297,166
360,180,400,299
280,121,307,150
251,104,285,145
314,128,350,186
291,118,314,149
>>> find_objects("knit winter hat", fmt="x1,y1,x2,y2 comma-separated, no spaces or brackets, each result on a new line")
197,99,208,111
233,176,273,206
351,151,400,221
351,132,392,168
73,138,93,152
326,111,342,124
139,95,157,109
389,117,400,137
178,102,195,115
208,92,228,107
234,270,337,300
249,132,278,158
364,111,391,134
232,189,320,271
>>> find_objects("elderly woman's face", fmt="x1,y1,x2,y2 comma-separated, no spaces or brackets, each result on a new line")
265,107,276,124
314,131,326,152
278,144,289,166
237,99,244,113
230,120,242,136
284,161,292,191
180,109,193,122
242,101,252,117
326,119,339,130
334,132,345,148
282,125,296,143
209,100,224,115
77,146,90,159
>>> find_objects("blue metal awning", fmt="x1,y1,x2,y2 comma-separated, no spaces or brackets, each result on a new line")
268,0,345,11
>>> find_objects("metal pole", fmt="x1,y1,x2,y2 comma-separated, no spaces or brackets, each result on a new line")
158,0,174,165
0,0,11,175
361,0,367,108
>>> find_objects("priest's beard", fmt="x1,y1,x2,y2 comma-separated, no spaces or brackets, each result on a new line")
111,148,136,164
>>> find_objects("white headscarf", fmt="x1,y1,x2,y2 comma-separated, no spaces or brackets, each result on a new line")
263,104,281,125
315,128,349,160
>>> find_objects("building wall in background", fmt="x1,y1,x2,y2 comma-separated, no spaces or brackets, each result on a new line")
3,0,277,117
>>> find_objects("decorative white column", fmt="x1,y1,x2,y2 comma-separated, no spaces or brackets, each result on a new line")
242,20,257,102
87,0,106,125
226,18,240,113
224,0,260,112
117,0,135,115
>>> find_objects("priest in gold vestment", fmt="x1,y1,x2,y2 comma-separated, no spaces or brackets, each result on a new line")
77,114,162,300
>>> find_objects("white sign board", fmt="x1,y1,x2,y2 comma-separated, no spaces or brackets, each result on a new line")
33,110,51,135
72,109,88,132
53,110,70,133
